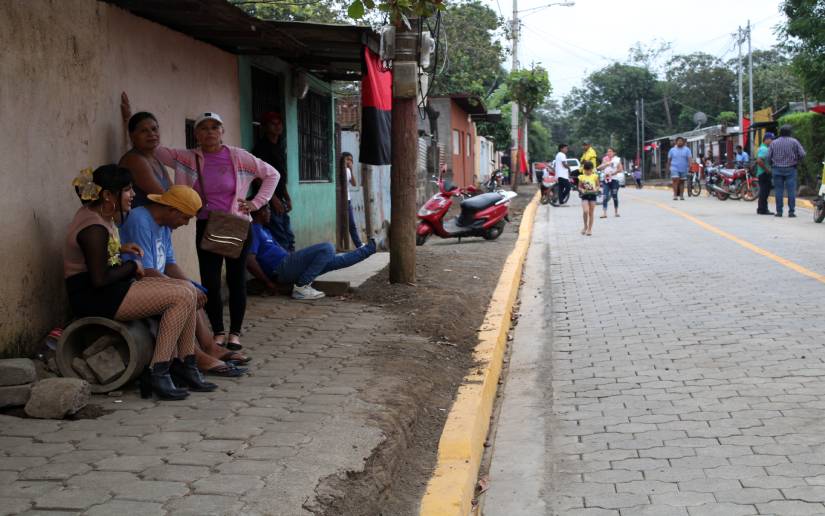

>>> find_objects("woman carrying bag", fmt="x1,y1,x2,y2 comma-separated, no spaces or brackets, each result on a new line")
155,112,278,350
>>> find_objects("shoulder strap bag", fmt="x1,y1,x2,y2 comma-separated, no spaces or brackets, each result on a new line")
195,154,250,259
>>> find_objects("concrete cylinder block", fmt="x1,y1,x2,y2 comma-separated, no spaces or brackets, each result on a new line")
56,317,153,394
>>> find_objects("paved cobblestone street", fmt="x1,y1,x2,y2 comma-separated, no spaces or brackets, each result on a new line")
487,189,825,515
0,297,405,515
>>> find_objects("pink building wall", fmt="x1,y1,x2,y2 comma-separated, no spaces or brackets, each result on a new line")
0,0,241,354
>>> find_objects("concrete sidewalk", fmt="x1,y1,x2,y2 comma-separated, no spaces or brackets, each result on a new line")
0,264,407,515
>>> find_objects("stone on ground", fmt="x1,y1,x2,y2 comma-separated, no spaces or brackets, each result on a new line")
24,378,90,419
0,358,36,386
0,384,32,408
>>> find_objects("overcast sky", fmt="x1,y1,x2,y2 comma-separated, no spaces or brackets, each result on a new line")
480,0,788,101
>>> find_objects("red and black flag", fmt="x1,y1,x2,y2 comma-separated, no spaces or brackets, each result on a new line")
360,47,392,166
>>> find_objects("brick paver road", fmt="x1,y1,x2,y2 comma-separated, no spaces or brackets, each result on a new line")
0,297,403,515
487,189,825,516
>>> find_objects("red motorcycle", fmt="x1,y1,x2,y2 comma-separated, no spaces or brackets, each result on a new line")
705,165,759,201
416,178,517,246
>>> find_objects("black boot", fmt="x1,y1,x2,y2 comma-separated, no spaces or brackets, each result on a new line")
148,361,189,400
171,356,218,392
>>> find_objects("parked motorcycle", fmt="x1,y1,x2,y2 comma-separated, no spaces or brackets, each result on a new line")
814,162,825,223
540,170,559,205
705,165,759,201
416,178,517,245
484,170,504,193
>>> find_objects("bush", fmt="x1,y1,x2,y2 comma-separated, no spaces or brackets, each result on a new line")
777,111,825,187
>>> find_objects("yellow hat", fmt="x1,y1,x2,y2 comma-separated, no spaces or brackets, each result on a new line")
147,185,202,216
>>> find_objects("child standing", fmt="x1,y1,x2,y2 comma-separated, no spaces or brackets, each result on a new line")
578,161,599,236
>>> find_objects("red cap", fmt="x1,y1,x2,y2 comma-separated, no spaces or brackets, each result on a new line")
260,111,282,125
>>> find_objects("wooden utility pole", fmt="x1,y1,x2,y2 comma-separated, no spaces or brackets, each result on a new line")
510,0,520,191
389,18,419,284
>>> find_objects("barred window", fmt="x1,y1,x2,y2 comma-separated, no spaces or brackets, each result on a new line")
298,90,332,182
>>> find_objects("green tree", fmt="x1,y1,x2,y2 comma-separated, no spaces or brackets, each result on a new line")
663,52,736,131
430,0,507,96
750,49,805,111
563,63,658,155
229,0,349,23
507,66,551,123
781,0,825,98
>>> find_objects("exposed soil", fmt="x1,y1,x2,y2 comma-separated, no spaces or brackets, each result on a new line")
314,185,536,515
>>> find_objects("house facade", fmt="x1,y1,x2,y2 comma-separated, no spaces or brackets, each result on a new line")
0,0,375,355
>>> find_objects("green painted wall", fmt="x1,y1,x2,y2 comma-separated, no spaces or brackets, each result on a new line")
238,56,337,248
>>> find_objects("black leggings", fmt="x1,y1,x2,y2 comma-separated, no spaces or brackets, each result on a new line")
196,219,252,335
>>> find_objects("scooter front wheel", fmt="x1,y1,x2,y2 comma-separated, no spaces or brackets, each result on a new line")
416,233,430,246
483,222,505,241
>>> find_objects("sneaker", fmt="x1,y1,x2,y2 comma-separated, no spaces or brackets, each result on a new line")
292,284,325,300
789,212,797,218
680,196,685,200
673,196,678,200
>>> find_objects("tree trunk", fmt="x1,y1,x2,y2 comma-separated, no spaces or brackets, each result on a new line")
389,96,417,284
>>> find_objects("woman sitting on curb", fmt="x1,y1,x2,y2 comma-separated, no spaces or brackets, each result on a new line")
64,165,216,400
245,201,380,300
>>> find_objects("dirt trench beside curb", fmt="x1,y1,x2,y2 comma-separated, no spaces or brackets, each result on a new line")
310,186,537,515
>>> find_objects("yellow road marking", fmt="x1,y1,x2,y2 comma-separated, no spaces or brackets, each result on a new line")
654,201,825,284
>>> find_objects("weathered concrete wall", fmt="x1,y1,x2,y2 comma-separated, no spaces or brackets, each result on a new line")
0,0,241,355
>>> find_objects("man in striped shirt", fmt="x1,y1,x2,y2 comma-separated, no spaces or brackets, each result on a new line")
767,124,806,217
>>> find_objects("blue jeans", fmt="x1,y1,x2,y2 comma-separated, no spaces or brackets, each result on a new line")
273,242,375,286
266,208,296,252
772,166,797,215
348,200,363,248
602,180,619,210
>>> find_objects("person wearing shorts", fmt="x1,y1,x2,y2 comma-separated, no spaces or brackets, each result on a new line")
578,161,599,236
667,137,692,200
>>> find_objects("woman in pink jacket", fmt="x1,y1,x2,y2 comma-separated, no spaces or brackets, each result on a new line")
155,112,279,350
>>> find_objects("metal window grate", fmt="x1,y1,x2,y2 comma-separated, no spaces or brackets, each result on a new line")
298,91,332,182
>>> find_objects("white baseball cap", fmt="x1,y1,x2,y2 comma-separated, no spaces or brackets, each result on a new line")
194,112,224,128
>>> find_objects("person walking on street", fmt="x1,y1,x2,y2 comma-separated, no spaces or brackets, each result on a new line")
578,161,599,236
554,144,572,205
755,132,775,215
768,124,806,218
597,147,622,218
667,137,692,200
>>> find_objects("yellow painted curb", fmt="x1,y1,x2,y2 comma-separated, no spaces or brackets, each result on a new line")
419,190,541,516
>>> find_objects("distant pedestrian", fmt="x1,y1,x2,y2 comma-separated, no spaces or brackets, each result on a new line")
597,147,622,218
340,152,363,247
735,145,750,168
755,132,774,215
632,165,642,189
667,137,692,200
554,144,572,205
768,124,806,218
578,161,599,236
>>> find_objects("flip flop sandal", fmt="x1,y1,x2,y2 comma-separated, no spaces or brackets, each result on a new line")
220,352,252,365
205,364,247,377
214,331,227,346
